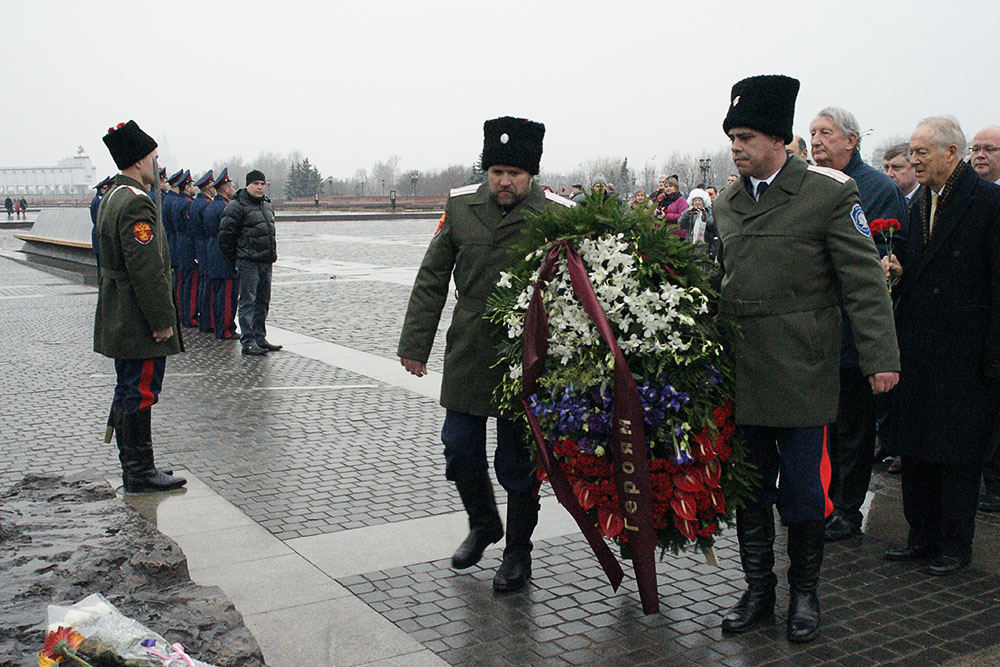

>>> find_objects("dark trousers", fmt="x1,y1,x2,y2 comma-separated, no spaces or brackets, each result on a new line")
112,357,165,414
236,260,272,348
212,277,239,340
741,424,833,524
828,367,877,524
197,264,213,332
902,458,979,557
441,410,534,495
874,390,896,457
179,267,199,327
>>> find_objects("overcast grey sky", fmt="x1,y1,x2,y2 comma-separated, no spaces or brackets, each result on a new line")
3,0,995,180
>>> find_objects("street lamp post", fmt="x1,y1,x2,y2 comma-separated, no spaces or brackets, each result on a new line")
698,157,711,186
381,179,385,196
410,172,418,197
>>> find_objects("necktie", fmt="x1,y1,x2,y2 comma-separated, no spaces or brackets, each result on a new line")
929,191,939,236
756,181,769,200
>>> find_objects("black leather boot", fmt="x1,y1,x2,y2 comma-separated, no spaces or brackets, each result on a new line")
722,507,777,633
112,406,172,488
493,491,539,592
451,473,504,569
787,520,824,643
122,410,186,494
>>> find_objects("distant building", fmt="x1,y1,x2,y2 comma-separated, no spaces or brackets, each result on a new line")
0,146,98,197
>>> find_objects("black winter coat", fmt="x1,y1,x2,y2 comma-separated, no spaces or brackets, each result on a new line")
217,188,277,263
893,162,1000,464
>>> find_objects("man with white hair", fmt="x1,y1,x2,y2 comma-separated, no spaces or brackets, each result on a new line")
810,107,909,542
884,116,1000,575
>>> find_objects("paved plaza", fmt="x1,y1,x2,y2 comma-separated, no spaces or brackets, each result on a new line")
2,217,1000,666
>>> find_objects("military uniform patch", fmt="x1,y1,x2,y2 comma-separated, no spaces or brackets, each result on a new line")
434,212,446,235
850,204,870,236
133,221,153,244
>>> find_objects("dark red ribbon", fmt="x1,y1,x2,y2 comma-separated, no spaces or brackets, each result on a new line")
522,241,659,615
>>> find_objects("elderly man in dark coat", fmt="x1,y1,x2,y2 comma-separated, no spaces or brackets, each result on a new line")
884,116,1000,575
809,106,910,542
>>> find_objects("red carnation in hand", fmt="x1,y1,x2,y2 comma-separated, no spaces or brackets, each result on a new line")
869,218,886,234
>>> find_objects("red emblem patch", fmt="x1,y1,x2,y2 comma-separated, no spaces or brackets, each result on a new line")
434,213,446,235
133,221,153,244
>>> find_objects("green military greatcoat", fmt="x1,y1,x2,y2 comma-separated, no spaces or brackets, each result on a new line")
94,174,182,359
713,156,899,427
399,181,572,416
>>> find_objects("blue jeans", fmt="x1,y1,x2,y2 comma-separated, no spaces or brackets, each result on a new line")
441,410,535,494
741,424,833,524
236,260,272,348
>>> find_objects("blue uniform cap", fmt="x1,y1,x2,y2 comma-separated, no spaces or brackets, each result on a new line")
159,166,167,177
212,167,231,189
167,169,185,186
194,170,214,188
176,169,193,187
93,175,113,189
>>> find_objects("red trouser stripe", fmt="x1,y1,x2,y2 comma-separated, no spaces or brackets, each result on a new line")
819,424,833,518
190,269,199,324
138,359,156,410
224,279,233,337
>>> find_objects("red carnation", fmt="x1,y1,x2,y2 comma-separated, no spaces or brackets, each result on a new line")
696,521,718,537
712,401,733,426
576,452,614,478
869,218,886,234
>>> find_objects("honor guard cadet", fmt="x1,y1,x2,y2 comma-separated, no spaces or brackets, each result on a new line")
398,117,574,593
203,168,239,339
190,169,215,332
90,175,114,277
713,75,899,642
173,170,199,327
162,168,184,298
95,120,186,494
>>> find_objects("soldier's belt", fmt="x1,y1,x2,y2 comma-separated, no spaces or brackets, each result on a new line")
719,293,838,317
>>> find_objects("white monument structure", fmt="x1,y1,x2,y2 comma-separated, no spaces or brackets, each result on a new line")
1,146,98,197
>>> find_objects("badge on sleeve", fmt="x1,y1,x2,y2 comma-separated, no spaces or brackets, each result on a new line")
133,221,153,244
434,212,445,235
850,204,870,237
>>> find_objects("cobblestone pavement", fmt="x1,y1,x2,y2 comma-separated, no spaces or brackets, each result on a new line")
3,218,1000,666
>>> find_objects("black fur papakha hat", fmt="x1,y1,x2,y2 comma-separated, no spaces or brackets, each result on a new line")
481,117,545,175
102,120,158,170
722,75,800,144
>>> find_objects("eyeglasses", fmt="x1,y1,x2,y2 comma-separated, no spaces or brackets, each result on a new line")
969,145,1000,154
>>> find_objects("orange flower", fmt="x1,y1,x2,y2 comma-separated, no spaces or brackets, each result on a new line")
38,654,56,667
40,626,88,665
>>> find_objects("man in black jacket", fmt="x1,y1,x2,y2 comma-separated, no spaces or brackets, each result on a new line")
884,116,1000,575
217,170,281,356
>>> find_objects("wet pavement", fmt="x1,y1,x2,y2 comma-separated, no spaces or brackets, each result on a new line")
2,218,1000,666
